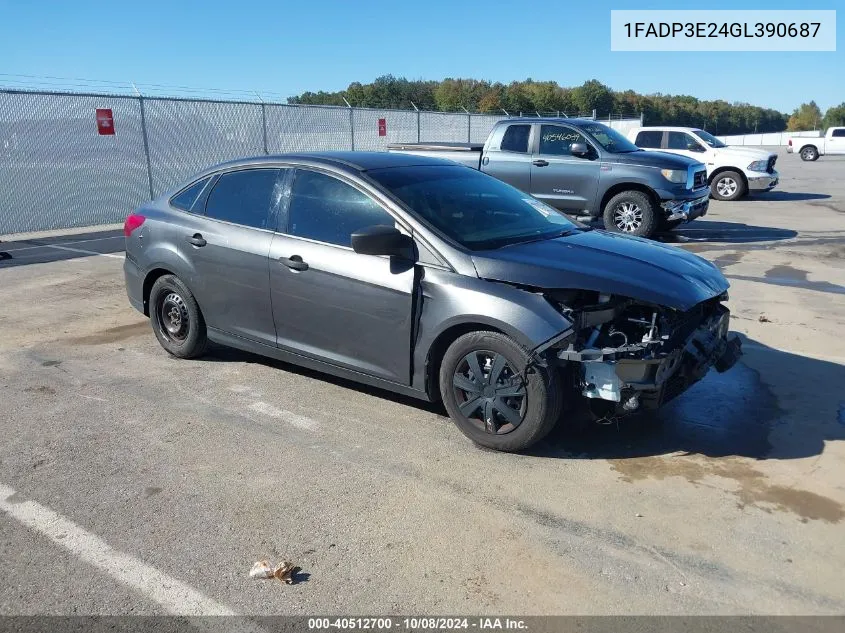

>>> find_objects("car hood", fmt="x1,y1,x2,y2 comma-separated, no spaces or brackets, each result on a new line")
471,230,729,311
720,146,776,161
608,150,703,170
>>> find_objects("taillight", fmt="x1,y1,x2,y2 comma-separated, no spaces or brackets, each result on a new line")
788,139,792,146
124,214,145,237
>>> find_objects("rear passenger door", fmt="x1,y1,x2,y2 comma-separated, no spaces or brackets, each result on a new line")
529,124,600,214
481,123,533,192
184,167,284,346
268,168,415,384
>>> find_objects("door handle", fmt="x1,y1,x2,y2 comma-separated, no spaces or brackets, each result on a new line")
532,159,549,167
278,255,309,272
186,233,206,247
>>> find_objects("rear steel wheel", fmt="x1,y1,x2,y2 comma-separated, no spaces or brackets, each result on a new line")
149,274,208,359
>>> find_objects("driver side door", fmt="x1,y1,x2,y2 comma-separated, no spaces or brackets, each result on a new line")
268,168,416,384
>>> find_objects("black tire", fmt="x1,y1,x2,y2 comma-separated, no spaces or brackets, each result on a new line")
602,190,658,238
149,274,208,359
800,145,819,162
710,171,747,201
438,331,562,452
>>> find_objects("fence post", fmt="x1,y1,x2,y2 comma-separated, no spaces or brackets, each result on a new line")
138,96,155,200
411,101,421,142
260,103,269,155
461,107,471,143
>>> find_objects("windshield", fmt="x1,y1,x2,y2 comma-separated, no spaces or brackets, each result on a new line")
580,122,641,153
693,129,726,148
369,165,580,250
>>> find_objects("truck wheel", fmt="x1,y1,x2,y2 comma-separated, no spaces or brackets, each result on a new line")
710,171,747,201
439,331,562,452
800,146,819,162
602,191,658,238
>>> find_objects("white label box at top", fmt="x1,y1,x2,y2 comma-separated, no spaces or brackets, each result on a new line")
610,10,836,52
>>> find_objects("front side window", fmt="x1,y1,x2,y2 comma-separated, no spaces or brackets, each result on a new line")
667,131,703,151
538,125,588,156
287,170,395,247
204,169,282,229
500,125,530,153
369,165,579,251
634,130,663,149
170,177,210,212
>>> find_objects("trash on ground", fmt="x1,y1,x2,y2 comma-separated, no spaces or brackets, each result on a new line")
249,559,299,584
274,561,297,584
249,560,274,579
758,315,772,323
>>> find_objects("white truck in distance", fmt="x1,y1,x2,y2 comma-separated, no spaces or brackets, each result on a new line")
787,128,845,161
628,126,779,202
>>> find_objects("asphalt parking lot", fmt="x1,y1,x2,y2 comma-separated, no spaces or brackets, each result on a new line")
1,149,845,616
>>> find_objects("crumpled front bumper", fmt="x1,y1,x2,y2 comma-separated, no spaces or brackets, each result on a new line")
564,305,742,411
661,193,710,223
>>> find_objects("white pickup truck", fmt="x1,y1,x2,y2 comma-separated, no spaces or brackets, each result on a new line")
628,126,779,202
787,127,845,161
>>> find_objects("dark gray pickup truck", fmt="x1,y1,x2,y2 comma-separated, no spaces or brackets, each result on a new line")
389,118,710,238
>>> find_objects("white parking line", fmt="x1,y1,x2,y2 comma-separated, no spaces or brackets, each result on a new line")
0,483,243,617
38,243,124,259
248,401,321,432
0,235,124,253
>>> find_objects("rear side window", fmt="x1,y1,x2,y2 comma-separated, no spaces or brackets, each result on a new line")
832,129,845,138
204,169,282,229
170,177,210,212
287,170,395,247
538,125,588,156
634,130,663,148
500,125,530,153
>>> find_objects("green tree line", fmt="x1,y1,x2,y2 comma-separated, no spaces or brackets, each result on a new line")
289,75,793,135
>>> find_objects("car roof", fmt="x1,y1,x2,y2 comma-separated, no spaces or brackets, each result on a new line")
503,117,598,126
206,151,458,174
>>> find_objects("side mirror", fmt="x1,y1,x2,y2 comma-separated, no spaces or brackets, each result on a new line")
570,142,591,158
351,225,414,258
687,142,705,152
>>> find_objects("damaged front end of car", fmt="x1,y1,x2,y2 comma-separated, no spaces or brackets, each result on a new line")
539,289,742,417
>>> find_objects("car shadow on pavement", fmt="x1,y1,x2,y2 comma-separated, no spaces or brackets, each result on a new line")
530,336,845,462
658,220,798,245
200,343,447,416
752,191,831,202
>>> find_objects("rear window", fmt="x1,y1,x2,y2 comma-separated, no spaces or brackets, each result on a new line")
500,125,530,153
634,130,663,148
170,177,210,212
832,129,845,138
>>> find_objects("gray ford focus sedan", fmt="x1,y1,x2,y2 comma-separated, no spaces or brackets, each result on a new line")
124,152,741,452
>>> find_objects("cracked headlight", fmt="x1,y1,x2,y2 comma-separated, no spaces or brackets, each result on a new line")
748,160,768,172
660,169,687,184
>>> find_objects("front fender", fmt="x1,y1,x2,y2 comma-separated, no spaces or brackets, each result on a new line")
411,268,573,393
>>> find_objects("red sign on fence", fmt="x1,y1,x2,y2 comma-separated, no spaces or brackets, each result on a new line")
378,118,387,137
96,108,115,135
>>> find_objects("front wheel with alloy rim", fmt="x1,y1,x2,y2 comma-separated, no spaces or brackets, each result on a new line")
149,274,208,358
710,171,747,201
439,331,563,452
601,190,658,238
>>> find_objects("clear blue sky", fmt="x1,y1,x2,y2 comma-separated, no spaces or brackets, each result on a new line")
0,0,841,113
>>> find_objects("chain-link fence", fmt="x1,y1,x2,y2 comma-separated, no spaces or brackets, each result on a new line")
0,89,639,235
